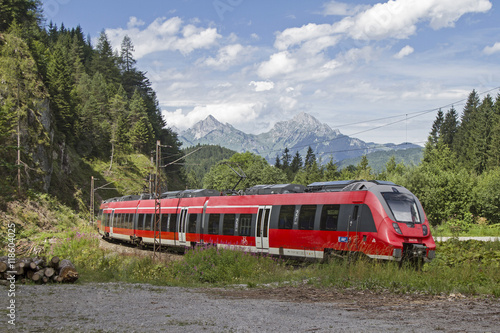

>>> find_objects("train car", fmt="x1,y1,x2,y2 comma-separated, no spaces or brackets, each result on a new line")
97,180,436,262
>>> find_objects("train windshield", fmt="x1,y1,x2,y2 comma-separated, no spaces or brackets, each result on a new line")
382,192,421,223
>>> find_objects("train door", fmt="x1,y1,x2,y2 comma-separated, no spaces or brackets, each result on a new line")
347,205,360,251
109,209,115,237
255,206,271,252
178,208,188,246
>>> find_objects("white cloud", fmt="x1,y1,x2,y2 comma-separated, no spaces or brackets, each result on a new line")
162,103,263,131
394,45,414,59
127,16,145,29
200,44,253,69
335,0,492,40
249,81,275,92
106,16,221,58
274,23,336,50
257,51,298,78
322,1,368,16
483,42,500,55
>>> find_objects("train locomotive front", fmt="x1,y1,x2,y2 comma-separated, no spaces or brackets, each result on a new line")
96,180,436,263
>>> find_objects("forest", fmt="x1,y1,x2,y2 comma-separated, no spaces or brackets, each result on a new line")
0,0,184,207
1,1,500,230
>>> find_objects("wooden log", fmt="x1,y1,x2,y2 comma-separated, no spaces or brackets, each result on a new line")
26,270,35,280
49,256,60,269
44,267,55,278
31,271,43,283
58,259,78,283
29,261,38,270
0,261,7,273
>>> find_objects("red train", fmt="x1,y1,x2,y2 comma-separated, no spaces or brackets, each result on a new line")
97,180,436,262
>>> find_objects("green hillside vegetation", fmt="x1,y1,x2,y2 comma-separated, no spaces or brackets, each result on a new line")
183,144,237,189
338,147,423,173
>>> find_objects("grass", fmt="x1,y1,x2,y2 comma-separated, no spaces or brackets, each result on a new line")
31,224,498,297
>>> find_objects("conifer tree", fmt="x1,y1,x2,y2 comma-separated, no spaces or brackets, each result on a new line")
440,107,458,147
47,37,74,138
487,94,500,168
453,90,480,169
290,151,302,174
304,146,315,168
428,109,444,147
0,31,48,193
91,30,120,84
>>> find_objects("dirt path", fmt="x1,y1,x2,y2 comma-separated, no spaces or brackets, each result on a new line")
2,282,499,333
5,239,487,332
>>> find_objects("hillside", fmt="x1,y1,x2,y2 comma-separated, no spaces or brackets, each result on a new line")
182,145,238,188
338,147,423,173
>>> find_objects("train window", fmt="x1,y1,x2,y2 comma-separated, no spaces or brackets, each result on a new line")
299,205,316,230
188,214,198,233
320,205,340,231
278,205,295,229
161,214,168,232
222,214,236,236
239,214,252,236
138,214,145,230
382,192,421,223
169,214,177,232
208,214,220,234
144,214,153,231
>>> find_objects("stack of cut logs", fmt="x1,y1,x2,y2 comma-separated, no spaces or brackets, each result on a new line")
0,256,78,285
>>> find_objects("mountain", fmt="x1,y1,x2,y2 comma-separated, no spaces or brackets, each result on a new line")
177,112,421,164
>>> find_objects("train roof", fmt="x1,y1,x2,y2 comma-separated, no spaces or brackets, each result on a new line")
306,180,397,192
244,184,306,195
102,180,400,204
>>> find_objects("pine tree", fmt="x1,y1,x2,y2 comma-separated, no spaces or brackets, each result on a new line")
120,35,136,72
129,90,153,154
356,155,372,179
473,95,494,174
108,85,129,170
91,30,120,84
0,31,48,193
290,151,302,173
428,109,444,147
487,94,500,168
323,157,340,180
304,146,315,168
274,154,281,169
440,107,458,147
47,36,74,138
454,90,480,169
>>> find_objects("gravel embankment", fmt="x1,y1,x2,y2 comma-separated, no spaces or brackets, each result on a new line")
2,282,499,332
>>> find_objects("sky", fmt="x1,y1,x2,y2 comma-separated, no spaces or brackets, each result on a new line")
41,0,500,145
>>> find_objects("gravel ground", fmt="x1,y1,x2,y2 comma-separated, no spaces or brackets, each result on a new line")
2,282,499,333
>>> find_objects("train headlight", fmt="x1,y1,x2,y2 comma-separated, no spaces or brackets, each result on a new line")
392,222,402,235
422,225,428,236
